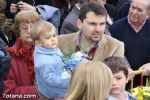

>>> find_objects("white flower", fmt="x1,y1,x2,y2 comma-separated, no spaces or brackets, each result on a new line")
71,51,83,60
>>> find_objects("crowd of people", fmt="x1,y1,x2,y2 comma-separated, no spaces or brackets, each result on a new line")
0,0,150,100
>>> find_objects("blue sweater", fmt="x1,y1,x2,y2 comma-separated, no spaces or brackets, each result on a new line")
34,46,70,98
109,17,150,70
109,17,150,87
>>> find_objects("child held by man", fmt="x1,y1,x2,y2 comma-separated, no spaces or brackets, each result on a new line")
30,20,70,100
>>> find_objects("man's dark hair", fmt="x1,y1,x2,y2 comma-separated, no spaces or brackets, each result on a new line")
79,2,107,21
104,56,129,78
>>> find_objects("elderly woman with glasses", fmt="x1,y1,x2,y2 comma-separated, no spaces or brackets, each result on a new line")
3,10,41,100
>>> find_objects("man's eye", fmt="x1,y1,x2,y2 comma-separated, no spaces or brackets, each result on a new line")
117,77,122,80
90,23,96,26
100,22,106,25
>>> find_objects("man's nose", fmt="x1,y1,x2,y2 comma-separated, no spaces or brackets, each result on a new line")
95,25,101,32
132,9,138,14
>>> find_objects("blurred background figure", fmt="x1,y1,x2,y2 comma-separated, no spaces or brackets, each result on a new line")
0,0,7,27
0,26,10,98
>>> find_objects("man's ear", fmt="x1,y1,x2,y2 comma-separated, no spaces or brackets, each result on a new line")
77,19,82,29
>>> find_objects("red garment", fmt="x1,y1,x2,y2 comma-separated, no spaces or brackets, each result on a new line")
2,39,38,100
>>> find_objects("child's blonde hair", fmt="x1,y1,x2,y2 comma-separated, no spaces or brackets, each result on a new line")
65,61,113,100
30,20,55,42
12,10,41,38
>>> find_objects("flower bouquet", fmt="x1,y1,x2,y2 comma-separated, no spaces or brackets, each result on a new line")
132,86,150,100
63,51,88,72
131,69,150,100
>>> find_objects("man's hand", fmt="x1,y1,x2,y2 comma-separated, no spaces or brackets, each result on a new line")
10,3,18,13
128,67,135,80
140,63,150,76
17,1,36,11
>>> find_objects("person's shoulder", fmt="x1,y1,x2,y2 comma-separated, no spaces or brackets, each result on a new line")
109,17,128,33
146,18,150,24
103,34,124,45
60,6,79,34
112,17,127,26
60,21,79,34
68,5,79,15
58,32,79,51
107,96,117,100
126,91,135,100
66,6,79,18
62,6,79,23
58,32,78,40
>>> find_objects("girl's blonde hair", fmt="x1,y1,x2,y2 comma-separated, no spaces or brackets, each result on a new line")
65,61,113,100
30,20,55,42
12,10,41,38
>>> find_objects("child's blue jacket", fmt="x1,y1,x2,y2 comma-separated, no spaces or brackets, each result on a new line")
34,46,70,98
